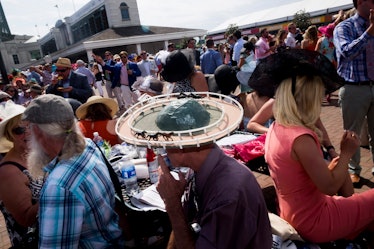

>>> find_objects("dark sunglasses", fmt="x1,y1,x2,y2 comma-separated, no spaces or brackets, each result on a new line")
56,69,67,73
12,126,26,135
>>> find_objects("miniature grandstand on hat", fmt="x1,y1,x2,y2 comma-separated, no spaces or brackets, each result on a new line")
116,92,243,149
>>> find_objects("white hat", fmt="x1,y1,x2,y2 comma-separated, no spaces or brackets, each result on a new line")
76,59,85,65
0,101,26,153
132,76,171,95
116,92,243,149
0,90,11,100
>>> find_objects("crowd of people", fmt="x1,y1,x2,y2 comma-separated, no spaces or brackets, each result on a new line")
0,0,373,248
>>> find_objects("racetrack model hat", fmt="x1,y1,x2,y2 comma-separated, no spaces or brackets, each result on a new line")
116,92,243,149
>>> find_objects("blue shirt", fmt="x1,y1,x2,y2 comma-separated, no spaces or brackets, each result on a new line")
200,49,223,74
76,67,96,85
333,13,374,82
39,139,124,249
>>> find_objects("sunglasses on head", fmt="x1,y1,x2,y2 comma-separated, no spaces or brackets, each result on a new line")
12,126,26,135
56,69,67,73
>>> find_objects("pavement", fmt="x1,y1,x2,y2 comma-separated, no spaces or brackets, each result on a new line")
0,91,373,248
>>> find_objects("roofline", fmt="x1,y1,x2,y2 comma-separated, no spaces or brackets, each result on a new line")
82,29,207,50
207,3,354,35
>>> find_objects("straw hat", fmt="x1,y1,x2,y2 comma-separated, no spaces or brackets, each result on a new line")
116,92,243,149
0,101,26,153
75,96,119,119
55,57,72,68
248,49,345,98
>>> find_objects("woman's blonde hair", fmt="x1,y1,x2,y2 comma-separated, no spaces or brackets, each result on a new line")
303,25,318,42
273,75,324,140
4,114,22,142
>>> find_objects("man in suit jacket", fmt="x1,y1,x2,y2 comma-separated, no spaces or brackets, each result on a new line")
46,57,93,103
95,51,141,109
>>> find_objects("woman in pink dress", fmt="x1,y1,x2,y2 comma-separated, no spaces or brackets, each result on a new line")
249,49,374,245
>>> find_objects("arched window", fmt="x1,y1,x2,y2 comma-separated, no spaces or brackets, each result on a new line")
120,2,130,20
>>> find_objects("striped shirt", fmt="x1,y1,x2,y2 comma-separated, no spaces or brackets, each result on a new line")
39,139,124,249
333,13,374,82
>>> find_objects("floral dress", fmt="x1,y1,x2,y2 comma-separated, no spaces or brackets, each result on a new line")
318,36,336,67
172,78,195,93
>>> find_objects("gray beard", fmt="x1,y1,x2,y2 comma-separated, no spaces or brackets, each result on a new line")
27,133,53,178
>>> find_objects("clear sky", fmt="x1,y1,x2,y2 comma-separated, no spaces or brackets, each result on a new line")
1,0,300,37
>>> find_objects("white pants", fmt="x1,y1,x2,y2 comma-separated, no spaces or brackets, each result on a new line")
105,80,114,98
112,86,123,108
95,81,104,97
120,85,138,109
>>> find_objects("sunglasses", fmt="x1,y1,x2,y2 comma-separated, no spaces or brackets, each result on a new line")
12,126,26,135
56,69,67,73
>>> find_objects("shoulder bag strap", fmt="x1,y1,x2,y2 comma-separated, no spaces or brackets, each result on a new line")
94,143,125,204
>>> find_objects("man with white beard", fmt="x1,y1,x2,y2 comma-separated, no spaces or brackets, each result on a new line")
22,94,125,248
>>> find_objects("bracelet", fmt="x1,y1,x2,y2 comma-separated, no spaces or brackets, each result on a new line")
325,145,335,151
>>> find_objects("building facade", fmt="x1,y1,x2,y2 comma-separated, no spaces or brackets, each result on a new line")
0,0,206,76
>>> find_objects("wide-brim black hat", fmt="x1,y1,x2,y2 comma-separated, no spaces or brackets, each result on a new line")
248,49,345,98
161,50,194,82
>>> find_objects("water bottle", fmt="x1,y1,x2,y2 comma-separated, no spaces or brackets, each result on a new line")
146,148,159,184
157,148,172,169
119,157,139,196
92,132,104,147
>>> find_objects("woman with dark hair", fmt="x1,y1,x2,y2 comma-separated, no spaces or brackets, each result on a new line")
161,50,208,93
76,96,121,146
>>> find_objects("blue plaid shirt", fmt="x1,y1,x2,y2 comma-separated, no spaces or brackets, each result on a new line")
333,13,374,82
39,139,124,249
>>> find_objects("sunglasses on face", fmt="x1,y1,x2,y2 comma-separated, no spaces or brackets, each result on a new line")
56,68,67,73
12,126,26,135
